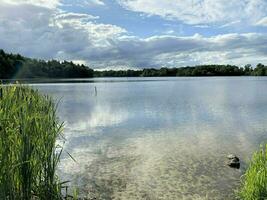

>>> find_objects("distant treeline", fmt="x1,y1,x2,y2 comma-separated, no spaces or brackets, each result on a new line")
0,49,93,79
94,64,267,77
1,49,267,79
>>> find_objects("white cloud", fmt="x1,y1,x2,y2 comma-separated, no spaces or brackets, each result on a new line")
84,0,105,6
2,0,61,8
117,0,267,26
0,0,266,69
219,20,241,28
163,30,175,35
54,11,99,21
72,59,87,65
108,33,267,67
0,2,126,61
62,0,105,7
256,16,267,26
2,0,105,8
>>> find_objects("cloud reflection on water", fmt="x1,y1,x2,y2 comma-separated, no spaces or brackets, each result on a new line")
34,77,267,199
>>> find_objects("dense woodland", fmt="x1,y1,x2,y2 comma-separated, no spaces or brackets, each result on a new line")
0,49,93,79
1,49,267,79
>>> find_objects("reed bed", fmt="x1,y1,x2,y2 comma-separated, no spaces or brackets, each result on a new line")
0,84,70,199
239,144,267,200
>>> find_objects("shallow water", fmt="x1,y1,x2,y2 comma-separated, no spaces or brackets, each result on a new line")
33,77,267,199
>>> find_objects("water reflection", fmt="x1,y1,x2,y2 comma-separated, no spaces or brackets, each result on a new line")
70,104,130,132
33,77,267,200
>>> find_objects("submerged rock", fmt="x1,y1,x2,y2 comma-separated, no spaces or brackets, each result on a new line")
227,154,240,169
227,154,239,161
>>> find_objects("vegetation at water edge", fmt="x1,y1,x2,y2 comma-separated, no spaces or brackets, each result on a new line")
0,84,74,199
239,144,267,200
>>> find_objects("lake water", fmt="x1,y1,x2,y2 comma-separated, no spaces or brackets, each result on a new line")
33,77,267,200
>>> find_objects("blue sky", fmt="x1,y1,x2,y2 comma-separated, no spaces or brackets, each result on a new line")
0,0,267,69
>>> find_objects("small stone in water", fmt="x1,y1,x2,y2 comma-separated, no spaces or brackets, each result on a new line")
227,154,239,161
227,154,240,169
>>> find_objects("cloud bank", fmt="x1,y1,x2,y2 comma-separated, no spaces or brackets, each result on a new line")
0,0,267,69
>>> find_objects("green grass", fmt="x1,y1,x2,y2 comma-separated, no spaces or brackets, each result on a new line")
239,144,267,200
0,84,71,199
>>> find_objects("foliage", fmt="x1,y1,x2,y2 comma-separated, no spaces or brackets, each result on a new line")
239,144,267,200
94,65,267,77
0,49,93,79
94,69,142,77
0,84,71,199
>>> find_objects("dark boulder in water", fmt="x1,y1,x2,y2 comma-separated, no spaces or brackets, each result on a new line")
227,154,240,169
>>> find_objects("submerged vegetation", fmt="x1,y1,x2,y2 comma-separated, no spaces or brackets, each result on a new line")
239,144,267,200
0,84,72,199
1,49,267,79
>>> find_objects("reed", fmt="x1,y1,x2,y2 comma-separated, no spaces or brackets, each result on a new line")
0,84,69,199
239,144,267,200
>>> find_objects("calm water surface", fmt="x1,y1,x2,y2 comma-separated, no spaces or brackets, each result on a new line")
33,77,267,200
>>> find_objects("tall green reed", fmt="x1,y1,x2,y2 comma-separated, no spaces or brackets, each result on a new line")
0,84,68,199
239,144,267,200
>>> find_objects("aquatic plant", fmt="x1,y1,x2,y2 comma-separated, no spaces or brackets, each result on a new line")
0,84,70,199
239,144,267,200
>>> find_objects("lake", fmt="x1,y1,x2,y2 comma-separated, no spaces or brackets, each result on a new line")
33,77,267,200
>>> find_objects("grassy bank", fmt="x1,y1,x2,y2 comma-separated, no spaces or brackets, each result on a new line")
239,144,267,200
0,84,71,199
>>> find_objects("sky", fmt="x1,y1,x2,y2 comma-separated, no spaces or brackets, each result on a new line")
0,0,267,70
